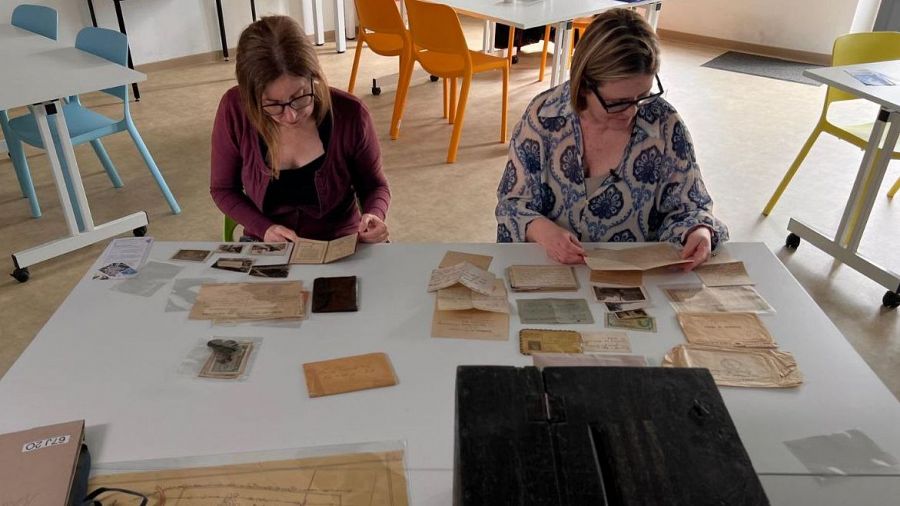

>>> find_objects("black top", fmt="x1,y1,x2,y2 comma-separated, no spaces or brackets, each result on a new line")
263,153,326,213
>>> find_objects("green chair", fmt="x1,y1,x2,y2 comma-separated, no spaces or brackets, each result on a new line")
223,215,238,242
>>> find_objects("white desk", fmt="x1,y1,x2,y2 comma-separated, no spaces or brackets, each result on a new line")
794,61,900,307
0,24,150,282
0,242,898,504
435,0,663,87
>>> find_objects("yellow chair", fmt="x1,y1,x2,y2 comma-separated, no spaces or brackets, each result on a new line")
538,17,592,82
347,0,412,139
396,0,509,163
763,31,900,215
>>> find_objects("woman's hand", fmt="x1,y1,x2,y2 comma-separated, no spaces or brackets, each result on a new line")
263,224,300,243
358,214,389,243
681,226,712,271
527,218,585,264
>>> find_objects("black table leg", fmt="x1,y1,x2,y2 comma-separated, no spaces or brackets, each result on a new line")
216,0,229,60
87,0,98,27
251,0,257,22
112,0,140,101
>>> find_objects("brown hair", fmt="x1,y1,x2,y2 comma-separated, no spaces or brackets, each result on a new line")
236,15,331,175
569,9,660,111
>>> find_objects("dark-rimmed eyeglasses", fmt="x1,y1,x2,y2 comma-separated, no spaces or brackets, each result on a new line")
588,74,664,113
262,77,317,116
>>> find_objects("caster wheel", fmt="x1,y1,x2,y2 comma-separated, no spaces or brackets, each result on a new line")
512,55,519,64
429,75,439,82
785,233,800,249
371,86,381,96
11,267,29,283
883,291,900,309
133,226,148,237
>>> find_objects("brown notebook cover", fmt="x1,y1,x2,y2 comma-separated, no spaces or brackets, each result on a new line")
312,276,358,313
0,419,85,506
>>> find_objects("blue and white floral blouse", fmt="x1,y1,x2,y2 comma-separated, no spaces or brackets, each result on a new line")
495,82,728,249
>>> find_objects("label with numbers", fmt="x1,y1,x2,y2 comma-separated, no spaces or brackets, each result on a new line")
22,434,70,453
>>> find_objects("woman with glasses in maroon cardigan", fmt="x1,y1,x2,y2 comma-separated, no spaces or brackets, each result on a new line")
211,16,390,243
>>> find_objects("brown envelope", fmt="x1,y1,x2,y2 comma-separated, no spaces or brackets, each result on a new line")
0,420,85,506
518,329,582,355
303,352,398,397
439,251,492,269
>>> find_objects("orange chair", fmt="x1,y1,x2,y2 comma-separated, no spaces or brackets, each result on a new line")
396,0,509,163
347,0,412,139
538,17,591,82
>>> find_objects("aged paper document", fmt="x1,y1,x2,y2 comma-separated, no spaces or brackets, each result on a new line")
519,329,582,355
440,250,492,269
427,262,498,296
507,265,578,291
663,285,774,313
581,331,631,353
663,344,803,388
694,261,754,287
89,450,409,505
590,269,643,286
189,281,305,321
677,312,776,348
585,243,691,271
533,353,648,368
303,353,398,397
199,341,254,379
432,303,509,340
517,298,594,324
289,233,358,264
437,280,508,313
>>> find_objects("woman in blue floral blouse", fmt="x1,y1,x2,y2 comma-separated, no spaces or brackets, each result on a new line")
495,9,728,268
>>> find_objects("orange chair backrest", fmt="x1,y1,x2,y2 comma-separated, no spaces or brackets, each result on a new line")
354,0,405,35
827,31,900,105
405,0,469,57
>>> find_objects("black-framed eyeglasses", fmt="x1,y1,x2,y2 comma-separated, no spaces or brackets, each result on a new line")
262,77,317,116
588,74,664,113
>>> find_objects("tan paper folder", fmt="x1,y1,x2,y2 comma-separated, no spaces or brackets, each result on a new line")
0,419,85,506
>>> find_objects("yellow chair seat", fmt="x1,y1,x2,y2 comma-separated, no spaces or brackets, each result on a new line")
826,120,900,154
364,32,406,56
415,49,507,77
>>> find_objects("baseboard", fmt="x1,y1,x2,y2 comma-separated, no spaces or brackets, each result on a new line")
657,29,831,66
135,30,350,73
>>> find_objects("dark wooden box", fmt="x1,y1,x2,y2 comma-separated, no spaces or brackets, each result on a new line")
454,366,769,506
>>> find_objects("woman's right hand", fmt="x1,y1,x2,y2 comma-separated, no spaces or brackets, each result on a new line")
526,218,585,264
263,224,300,243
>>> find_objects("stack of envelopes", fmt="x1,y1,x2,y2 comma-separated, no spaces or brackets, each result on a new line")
189,281,309,323
428,252,509,340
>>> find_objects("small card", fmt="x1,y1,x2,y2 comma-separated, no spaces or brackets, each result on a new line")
592,285,648,303
199,341,253,379
517,298,594,324
303,352,398,397
581,330,631,353
212,257,253,273
605,313,657,332
248,264,290,278
171,249,212,262
312,276,359,313
217,244,245,254
845,69,895,86
249,243,290,256
519,329,582,355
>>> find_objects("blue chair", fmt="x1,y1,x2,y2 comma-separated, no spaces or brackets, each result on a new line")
4,26,181,227
1,4,58,217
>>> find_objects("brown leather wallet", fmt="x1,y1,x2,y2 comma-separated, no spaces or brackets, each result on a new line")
312,276,358,313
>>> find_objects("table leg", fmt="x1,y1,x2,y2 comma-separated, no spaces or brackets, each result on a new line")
647,2,662,31
11,100,149,276
345,0,357,40
112,0,140,101
482,20,490,52
215,0,229,60
550,21,572,88
334,0,346,53
312,0,325,46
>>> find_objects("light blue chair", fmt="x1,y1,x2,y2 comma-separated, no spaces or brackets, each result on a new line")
1,4,58,217
5,26,181,228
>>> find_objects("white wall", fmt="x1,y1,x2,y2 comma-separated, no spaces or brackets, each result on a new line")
658,0,880,56
0,0,352,65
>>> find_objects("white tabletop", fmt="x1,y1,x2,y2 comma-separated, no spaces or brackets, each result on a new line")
0,24,146,111
804,60,900,111
433,0,659,30
0,242,898,503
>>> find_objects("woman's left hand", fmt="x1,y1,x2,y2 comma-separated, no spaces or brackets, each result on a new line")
681,226,712,271
358,214,389,243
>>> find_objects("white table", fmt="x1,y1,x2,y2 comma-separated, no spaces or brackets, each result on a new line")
1,242,898,505
435,0,663,88
794,61,900,307
0,24,150,282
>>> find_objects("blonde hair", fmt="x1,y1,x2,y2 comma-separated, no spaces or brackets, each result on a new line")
236,15,331,176
569,9,660,111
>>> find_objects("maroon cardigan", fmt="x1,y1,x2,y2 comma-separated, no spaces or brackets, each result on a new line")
210,86,390,240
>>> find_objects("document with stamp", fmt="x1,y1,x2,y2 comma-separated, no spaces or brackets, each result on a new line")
507,265,578,292
663,285,774,313
303,352,398,397
289,233,358,264
517,298,594,324
677,312,776,348
519,329,582,355
190,281,306,322
694,261,754,287
663,344,803,388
